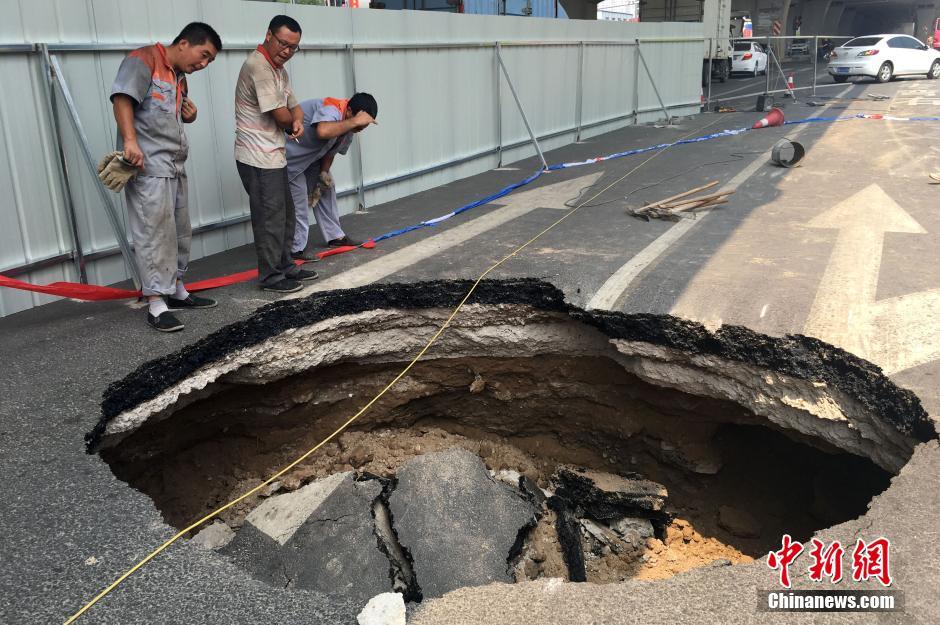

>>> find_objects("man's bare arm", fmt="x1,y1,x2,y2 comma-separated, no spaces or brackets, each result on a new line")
270,106,294,130
112,94,144,167
315,110,376,140
319,152,335,174
270,105,304,139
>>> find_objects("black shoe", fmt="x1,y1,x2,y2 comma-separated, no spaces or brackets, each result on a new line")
166,294,218,309
291,250,320,263
327,236,362,248
291,268,319,282
262,279,303,294
147,311,185,332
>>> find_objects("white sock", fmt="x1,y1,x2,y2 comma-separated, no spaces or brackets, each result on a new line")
149,298,169,317
173,281,190,300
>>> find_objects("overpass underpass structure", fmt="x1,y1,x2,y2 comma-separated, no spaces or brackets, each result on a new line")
558,0,604,20
733,0,940,39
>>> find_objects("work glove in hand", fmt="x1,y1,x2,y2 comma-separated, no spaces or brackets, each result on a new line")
307,185,322,208
318,170,334,191
97,151,138,193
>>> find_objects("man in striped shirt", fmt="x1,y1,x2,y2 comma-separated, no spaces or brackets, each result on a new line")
234,15,317,293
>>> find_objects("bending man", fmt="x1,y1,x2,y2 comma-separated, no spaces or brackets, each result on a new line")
110,22,222,332
287,93,378,260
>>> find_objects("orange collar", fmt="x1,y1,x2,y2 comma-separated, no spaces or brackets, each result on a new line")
256,44,279,69
154,43,186,106
323,97,349,117
155,42,174,72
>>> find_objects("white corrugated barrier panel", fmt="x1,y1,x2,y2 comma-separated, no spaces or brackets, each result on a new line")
0,0,702,316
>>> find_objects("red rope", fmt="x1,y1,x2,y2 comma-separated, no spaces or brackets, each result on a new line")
0,241,374,301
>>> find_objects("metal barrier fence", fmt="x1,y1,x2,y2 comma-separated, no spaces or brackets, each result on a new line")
703,35,858,109
0,0,704,317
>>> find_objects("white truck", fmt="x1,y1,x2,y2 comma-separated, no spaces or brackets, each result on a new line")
639,0,733,85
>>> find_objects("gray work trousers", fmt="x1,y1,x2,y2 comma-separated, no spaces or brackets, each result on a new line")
236,161,302,286
289,163,345,253
124,174,191,296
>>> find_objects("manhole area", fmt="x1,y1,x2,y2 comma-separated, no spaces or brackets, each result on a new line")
100,354,892,602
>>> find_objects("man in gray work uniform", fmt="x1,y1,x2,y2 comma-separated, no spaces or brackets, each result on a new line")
287,93,377,260
110,22,222,332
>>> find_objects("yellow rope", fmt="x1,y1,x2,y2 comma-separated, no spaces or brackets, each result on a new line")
64,115,725,624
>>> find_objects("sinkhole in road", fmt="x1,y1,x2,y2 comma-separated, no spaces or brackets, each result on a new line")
90,280,934,601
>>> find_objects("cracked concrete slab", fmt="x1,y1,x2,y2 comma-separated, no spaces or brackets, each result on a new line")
244,472,349,546
389,449,538,599
284,476,388,601
223,473,390,602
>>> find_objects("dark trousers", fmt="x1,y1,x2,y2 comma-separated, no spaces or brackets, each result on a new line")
236,161,300,286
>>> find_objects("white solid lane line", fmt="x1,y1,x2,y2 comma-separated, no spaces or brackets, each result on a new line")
284,172,604,300
586,157,768,311
587,87,852,311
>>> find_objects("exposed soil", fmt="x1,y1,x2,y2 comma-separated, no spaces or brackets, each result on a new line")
100,350,892,587
108,414,887,586
193,423,758,584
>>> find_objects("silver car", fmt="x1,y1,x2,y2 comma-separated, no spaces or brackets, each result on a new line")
828,34,940,83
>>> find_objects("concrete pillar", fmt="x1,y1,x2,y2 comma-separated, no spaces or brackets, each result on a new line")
837,7,856,36
822,1,844,35
748,0,761,26
914,4,938,43
776,0,795,58
800,0,832,35
749,0,777,37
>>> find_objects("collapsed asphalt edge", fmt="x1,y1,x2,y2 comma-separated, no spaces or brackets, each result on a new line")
87,278,936,452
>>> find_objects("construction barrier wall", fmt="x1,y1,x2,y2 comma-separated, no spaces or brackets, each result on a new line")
0,0,702,317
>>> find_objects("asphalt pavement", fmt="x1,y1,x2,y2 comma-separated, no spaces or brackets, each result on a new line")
2,75,939,624
709,57,843,107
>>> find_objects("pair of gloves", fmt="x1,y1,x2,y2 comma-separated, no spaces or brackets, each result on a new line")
306,170,334,208
97,151,138,193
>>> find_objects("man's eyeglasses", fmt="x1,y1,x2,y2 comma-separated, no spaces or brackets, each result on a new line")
271,35,300,54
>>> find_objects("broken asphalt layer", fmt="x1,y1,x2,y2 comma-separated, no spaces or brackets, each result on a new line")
3,81,940,624
89,278,932,457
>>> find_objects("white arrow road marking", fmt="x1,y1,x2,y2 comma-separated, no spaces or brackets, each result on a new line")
803,183,934,374
860,289,940,374
286,171,604,299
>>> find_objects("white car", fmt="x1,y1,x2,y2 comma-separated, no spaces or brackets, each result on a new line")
828,34,940,83
731,41,768,77
787,39,809,56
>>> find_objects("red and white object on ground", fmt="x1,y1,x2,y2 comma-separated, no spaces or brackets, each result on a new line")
752,107,785,129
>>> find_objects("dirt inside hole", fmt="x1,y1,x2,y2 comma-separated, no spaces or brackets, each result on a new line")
101,354,892,585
